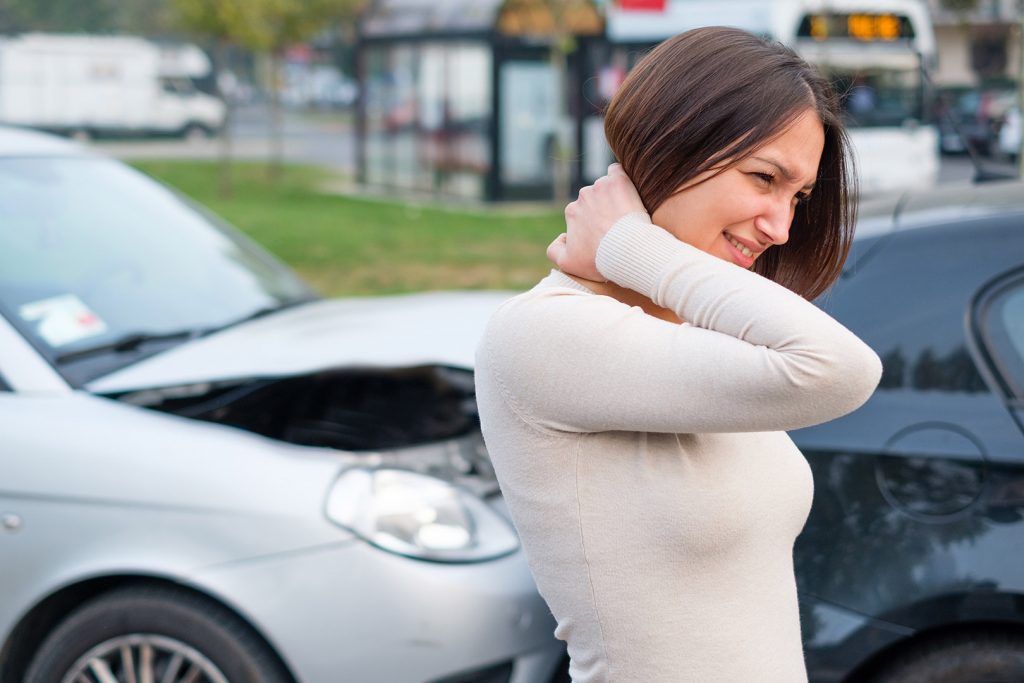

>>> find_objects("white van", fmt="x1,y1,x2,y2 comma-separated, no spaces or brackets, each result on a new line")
0,34,225,138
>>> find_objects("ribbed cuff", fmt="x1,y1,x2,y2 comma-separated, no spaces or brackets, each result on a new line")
596,212,684,299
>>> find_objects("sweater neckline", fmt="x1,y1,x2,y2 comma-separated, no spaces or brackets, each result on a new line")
538,269,690,326
539,269,596,294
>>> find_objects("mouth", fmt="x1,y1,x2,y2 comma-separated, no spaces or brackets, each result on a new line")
722,232,759,268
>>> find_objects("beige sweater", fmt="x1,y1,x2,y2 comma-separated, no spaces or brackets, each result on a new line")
475,214,882,682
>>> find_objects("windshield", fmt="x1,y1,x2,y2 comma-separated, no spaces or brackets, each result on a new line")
825,65,925,128
0,156,316,385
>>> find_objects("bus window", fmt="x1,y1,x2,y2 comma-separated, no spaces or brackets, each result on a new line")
829,68,924,128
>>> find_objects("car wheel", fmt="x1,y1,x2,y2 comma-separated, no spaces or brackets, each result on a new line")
182,123,210,141
870,631,1024,683
25,586,290,683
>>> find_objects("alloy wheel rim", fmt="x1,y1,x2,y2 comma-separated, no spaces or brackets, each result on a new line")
59,634,230,683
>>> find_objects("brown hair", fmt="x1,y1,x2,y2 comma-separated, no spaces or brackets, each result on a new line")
604,26,856,300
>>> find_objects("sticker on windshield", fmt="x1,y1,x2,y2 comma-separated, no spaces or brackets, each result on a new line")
19,295,108,348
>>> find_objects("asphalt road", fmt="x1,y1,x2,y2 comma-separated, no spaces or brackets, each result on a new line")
90,104,1017,190
937,153,1018,185
90,103,357,172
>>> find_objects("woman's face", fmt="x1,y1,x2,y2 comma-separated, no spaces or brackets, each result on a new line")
650,108,824,269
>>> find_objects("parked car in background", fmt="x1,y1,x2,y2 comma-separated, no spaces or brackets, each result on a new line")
794,181,1024,682
283,63,358,109
935,88,1016,156
0,126,565,683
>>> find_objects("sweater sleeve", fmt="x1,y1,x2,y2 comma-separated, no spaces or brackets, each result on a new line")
480,213,882,435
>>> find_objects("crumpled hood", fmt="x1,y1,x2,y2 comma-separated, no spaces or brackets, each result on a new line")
86,290,514,394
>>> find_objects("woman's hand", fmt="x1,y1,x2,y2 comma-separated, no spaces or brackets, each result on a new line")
547,163,648,281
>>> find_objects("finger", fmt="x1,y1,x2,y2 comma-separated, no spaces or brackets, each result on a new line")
607,163,625,177
546,233,567,265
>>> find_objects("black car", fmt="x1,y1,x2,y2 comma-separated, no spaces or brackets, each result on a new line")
793,181,1024,682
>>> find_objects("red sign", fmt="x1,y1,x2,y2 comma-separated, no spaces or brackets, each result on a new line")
618,0,667,10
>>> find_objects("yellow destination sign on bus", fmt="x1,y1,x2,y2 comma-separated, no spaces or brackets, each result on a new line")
799,13,914,42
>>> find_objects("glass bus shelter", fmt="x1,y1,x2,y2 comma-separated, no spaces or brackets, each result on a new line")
356,0,604,201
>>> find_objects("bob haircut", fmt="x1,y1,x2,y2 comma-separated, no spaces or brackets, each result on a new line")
604,26,856,301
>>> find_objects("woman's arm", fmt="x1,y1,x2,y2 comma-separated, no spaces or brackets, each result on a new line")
480,167,881,435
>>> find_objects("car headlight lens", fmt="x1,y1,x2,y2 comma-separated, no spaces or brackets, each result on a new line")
325,467,519,562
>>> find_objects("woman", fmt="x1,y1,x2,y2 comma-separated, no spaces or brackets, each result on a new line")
475,27,882,682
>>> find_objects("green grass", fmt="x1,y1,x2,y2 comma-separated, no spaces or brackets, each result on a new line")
131,160,564,296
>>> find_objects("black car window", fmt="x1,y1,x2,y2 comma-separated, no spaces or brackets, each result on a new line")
0,372,9,392
974,268,1024,399
822,216,1024,395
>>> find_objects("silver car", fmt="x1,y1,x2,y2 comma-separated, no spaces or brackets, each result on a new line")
0,127,564,683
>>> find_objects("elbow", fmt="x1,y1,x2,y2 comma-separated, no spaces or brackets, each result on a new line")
823,340,883,416
784,340,882,425
862,344,884,393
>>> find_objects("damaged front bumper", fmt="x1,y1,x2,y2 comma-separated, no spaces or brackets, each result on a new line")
191,537,564,683
97,358,564,681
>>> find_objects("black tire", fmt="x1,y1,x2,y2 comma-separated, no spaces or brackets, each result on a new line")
869,630,1024,683
25,585,290,683
181,123,211,141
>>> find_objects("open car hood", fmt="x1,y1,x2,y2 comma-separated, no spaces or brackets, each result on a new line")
86,291,514,394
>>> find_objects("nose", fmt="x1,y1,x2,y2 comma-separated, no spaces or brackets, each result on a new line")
754,196,794,246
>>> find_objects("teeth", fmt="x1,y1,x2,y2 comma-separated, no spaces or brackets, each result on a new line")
726,234,753,258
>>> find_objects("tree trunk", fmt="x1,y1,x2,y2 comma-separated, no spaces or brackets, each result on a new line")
215,39,233,198
551,40,573,204
269,49,285,183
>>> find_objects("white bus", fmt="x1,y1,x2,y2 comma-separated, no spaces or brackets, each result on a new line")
587,0,938,196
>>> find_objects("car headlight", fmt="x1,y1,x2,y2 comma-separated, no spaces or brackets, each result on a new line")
325,467,519,562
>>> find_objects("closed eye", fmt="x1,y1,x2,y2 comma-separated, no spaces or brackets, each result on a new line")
752,170,812,204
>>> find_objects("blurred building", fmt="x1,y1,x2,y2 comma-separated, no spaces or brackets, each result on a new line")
928,0,1022,87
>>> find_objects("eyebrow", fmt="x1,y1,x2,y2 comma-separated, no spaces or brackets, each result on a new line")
752,156,816,191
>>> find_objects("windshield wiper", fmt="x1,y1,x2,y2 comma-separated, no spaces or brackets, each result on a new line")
55,329,202,364
198,296,318,337
53,298,317,365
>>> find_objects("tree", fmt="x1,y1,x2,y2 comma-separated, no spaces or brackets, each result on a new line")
0,0,119,32
173,0,362,186
114,0,180,36
171,0,248,196
218,0,362,181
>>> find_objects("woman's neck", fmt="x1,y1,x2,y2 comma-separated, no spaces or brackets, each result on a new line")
562,273,684,325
